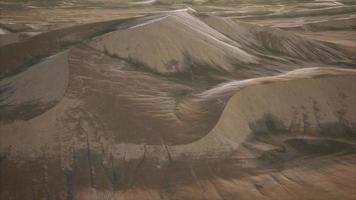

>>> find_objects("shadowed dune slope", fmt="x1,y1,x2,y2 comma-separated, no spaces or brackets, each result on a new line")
178,68,356,159
0,15,164,78
88,11,259,74
200,15,355,63
0,52,69,121
1,11,354,80
239,5,356,19
1,67,356,200
1,65,355,151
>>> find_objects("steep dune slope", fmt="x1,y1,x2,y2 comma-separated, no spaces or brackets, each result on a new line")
200,15,355,63
0,19,119,77
89,11,259,74
88,11,355,79
1,10,354,81
0,16,160,78
178,68,356,159
0,52,69,121
239,5,356,19
1,66,356,199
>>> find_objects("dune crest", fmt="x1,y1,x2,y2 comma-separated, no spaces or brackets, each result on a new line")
89,11,259,74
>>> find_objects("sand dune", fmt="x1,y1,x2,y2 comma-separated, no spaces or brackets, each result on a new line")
240,5,356,19
0,17,137,77
1,64,355,199
294,18,356,31
90,11,356,75
1,6,356,200
1,10,354,79
0,51,69,121
89,11,259,74
201,15,354,63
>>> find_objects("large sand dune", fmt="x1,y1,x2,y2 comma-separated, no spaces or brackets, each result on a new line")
1,5,356,200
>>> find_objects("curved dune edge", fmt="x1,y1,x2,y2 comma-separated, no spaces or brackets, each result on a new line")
0,15,160,78
199,15,354,63
1,66,355,199
88,11,259,74
1,11,354,79
0,51,69,121
239,5,356,20
1,67,355,162
109,67,356,162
